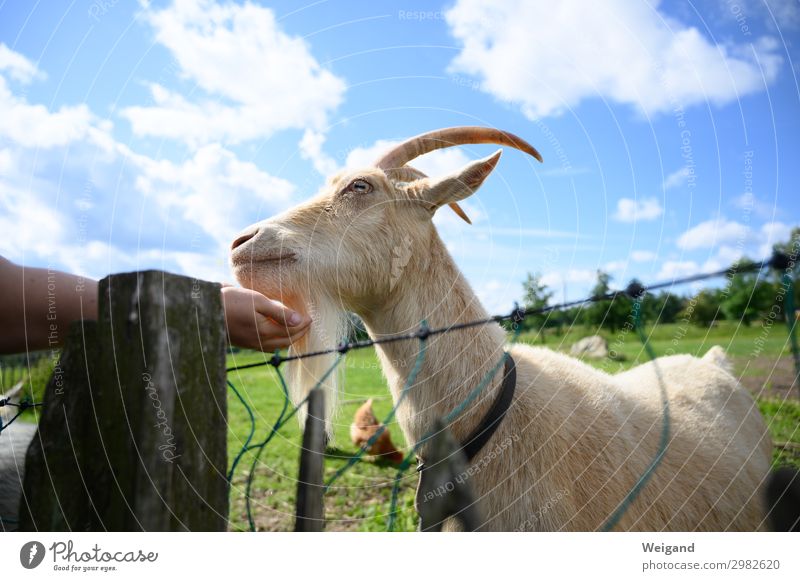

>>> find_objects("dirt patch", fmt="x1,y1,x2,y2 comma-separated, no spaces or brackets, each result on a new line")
735,355,798,399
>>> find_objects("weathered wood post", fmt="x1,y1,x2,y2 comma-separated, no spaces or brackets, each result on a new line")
416,419,481,532
294,389,326,531
20,270,228,531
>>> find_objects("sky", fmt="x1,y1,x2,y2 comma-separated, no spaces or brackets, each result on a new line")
0,0,798,313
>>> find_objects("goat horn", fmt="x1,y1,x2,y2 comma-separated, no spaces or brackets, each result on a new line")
448,203,472,224
374,126,543,170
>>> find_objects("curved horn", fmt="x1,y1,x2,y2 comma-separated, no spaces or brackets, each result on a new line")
375,126,543,170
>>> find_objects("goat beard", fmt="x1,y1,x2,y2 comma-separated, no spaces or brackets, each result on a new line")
283,290,346,440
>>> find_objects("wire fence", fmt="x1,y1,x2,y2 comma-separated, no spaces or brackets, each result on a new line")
224,251,799,531
2,251,798,531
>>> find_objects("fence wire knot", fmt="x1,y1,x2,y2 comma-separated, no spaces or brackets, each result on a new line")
771,250,792,271
625,281,646,300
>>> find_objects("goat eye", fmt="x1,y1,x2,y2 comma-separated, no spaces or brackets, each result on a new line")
350,179,372,194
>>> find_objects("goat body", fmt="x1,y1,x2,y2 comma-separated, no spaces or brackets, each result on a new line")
231,127,772,531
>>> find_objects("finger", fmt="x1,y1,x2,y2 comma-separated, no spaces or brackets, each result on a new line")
254,334,306,352
252,294,308,327
256,315,311,341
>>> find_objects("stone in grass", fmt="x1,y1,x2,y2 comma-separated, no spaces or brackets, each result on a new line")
570,335,609,359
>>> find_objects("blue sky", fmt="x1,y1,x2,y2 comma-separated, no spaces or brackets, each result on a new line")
0,0,798,313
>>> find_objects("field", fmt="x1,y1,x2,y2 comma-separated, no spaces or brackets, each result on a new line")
224,320,800,531
4,320,799,531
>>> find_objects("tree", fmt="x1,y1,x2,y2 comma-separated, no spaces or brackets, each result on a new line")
583,270,634,332
721,259,776,326
642,291,685,325
521,273,553,341
681,289,723,327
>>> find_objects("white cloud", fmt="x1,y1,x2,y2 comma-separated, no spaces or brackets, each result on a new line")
0,43,42,83
663,167,691,190
613,197,664,222
340,139,473,178
122,0,346,146
541,268,596,288
0,148,12,175
604,260,629,273
0,48,297,284
656,260,700,280
299,129,338,175
133,143,296,247
631,250,657,262
0,75,95,148
676,217,750,250
445,0,782,119
758,221,792,256
474,278,523,315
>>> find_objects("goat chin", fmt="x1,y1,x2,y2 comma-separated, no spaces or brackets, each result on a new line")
284,291,346,439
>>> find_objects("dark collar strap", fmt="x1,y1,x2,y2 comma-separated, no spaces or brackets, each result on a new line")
460,353,516,462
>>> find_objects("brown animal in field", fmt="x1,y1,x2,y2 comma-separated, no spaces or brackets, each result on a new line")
350,399,403,464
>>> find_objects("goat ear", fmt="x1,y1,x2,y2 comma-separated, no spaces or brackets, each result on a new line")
422,150,502,223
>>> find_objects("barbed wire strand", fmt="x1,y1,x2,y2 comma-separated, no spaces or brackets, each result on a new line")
0,399,42,435
225,255,778,374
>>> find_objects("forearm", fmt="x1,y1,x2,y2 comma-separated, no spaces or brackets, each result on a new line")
0,258,98,353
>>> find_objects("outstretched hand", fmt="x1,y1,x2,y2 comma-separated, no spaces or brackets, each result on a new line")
221,286,311,352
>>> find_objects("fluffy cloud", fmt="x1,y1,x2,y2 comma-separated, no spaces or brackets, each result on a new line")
676,217,750,250
133,143,295,248
445,0,782,118
631,250,657,262
656,260,702,280
663,167,691,190
300,134,476,180
0,46,95,149
122,0,346,146
541,268,596,288
613,197,664,222
0,44,297,283
0,43,42,83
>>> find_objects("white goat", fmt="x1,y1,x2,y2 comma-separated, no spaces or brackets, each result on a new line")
230,127,772,531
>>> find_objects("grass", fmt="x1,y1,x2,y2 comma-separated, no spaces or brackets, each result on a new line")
225,320,799,531
3,319,798,531
225,348,418,532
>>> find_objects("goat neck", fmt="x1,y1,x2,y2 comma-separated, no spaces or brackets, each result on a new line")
358,229,508,452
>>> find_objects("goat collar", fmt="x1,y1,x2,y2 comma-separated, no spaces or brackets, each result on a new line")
413,354,516,530
460,353,517,461
419,353,517,467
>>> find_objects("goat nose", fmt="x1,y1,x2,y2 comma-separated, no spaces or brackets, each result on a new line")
231,229,258,250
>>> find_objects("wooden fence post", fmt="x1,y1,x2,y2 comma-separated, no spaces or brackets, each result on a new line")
295,389,326,531
18,321,104,530
416,419,481,532
20,270,228,531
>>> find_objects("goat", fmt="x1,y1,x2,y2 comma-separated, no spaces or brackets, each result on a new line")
230,126,772,531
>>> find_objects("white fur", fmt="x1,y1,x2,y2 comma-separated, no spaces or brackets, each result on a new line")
230,144,772,531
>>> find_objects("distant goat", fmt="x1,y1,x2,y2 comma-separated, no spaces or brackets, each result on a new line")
230,126,772,531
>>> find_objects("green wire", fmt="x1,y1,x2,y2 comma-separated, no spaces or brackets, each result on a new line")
387,324,523,531
227,379,256,483
600,298,671,531
242,353,343,531
324,325,429,490
782,272,800,396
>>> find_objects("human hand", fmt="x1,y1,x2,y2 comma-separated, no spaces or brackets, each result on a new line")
221,286,311,352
